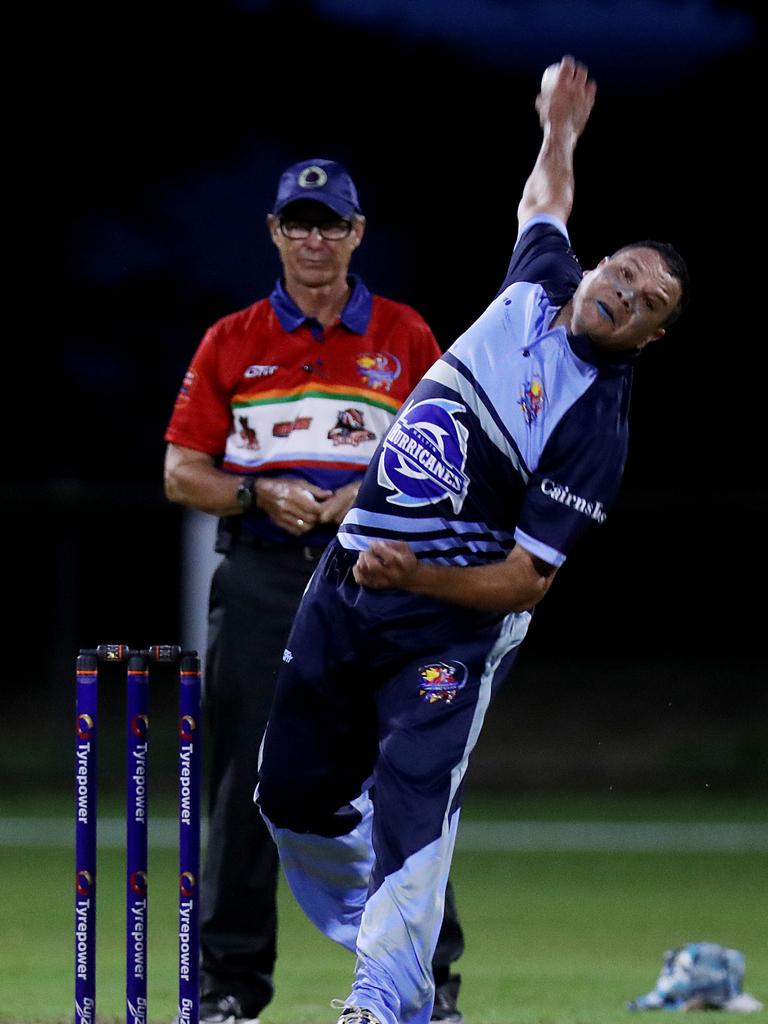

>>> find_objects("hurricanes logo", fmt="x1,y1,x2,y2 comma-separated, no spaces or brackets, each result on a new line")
519,375,545,425
378,398,469,512
418,662,468,704
356,351,401,392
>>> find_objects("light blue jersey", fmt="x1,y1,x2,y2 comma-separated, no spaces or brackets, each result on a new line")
339,215,633,568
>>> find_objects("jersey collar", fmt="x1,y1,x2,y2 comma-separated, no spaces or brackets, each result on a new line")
269,274,372,336
568,330,639,372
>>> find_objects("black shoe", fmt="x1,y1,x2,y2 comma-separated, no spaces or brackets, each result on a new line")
199,993,261,1024
431,973,463,1024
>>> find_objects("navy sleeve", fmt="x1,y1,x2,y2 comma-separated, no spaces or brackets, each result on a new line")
514,374,631,565
496,219,583,303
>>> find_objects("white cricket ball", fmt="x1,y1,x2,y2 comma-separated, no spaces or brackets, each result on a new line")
540,63,560,95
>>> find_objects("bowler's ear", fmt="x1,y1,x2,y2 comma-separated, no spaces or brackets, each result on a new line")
637,327,666,351
581,256,609,279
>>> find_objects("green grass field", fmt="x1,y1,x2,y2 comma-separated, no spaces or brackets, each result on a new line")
1,792,766,1024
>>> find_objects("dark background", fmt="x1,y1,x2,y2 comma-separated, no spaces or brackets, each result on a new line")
6,0,766,796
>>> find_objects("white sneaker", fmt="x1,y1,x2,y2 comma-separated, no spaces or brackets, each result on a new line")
723,993,765,1013
333,1003,384,1024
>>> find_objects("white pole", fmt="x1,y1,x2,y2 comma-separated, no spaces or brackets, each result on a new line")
180,510,224,670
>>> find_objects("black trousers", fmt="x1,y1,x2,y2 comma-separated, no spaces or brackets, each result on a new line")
200,541,465,1013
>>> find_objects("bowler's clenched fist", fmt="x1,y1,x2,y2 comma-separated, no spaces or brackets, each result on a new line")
353,540,419,590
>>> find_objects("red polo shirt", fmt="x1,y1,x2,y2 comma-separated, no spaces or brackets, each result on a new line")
165,275,441,542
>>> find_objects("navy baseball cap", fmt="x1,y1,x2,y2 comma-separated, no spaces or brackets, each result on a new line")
272,158,362,218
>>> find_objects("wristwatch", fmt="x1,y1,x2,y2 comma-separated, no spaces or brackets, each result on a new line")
235,476,257,512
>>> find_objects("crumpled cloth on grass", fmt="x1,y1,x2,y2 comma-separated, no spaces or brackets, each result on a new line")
627,942,764,1012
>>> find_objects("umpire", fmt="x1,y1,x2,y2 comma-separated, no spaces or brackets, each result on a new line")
164,158,465,1024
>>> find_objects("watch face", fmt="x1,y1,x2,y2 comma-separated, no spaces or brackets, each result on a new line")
237,479,254,509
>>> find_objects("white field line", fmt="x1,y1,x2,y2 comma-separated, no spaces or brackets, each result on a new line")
2,818,768,852
457,820,768,852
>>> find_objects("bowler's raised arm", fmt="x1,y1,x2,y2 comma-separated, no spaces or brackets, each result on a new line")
517,55,597,230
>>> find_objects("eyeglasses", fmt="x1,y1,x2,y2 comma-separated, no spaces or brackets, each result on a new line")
279,218,353,241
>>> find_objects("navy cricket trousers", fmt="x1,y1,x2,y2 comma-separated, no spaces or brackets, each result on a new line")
258,542,530,1024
